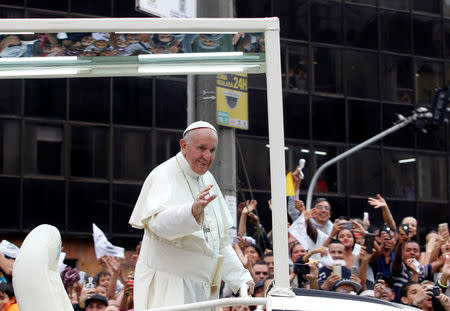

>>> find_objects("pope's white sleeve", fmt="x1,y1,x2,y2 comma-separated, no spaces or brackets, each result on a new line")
146,203,201,240
220,243,253,293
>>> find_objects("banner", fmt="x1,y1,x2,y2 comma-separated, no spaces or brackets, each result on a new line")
216,74,249,130
92,223,125,259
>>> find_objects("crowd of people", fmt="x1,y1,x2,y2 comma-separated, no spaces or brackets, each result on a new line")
0,32,265,58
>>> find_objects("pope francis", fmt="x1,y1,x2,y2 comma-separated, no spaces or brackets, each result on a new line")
129,121,254,310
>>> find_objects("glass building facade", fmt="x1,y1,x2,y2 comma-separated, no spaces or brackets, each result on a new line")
0,0,449,248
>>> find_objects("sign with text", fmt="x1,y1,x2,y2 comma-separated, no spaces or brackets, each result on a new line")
136,0,197,18
216,74,248,130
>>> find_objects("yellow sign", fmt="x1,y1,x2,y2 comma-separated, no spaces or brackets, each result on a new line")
216,74,248,130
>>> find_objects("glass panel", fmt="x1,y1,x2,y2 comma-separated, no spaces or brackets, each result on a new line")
0,119,20,175
312,96,345,142
345,0,375,5
0,177,20,229
381,55,413,104
445,2,450,18
237,89,268,137
348,100,380,143
379,0,409,10
68,181,109,232
417,155,448,200
0,80,21,115
114,128,152,181
418,203,450,241
274,0,307,40
155,131,181,166
380,10,411,54
382,200,416,227
413,0,441,14
236,137,270,191
113,77,153,126
72,0,111,16
344,4,378,49
242,191,272,231
25,79,66,119
70,78,110,123
235,0,271,18
415,61,443,108
27,0,67,11
288,45,308,91
417,124,448,151
345,50,378,99
71,126,108,178
382,103,415,148
285,142,312,191
314,145,345,193
348,149,382,195
23,179,65,230
383,150,416,199
413,15,443,58
155,79,186,129
114,0,149,17
24,122,64,176
112,183,141,235
284,93,309,140
310,0,343,45
349,198,379,227
445,22,450,58
0,1,23,7
313,47,343,94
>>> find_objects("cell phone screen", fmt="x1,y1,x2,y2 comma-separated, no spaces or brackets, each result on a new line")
364,233,375,254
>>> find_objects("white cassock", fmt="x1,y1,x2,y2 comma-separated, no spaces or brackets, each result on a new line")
129,151,252,310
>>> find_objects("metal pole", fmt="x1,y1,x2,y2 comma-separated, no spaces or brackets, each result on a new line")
305,116,414,211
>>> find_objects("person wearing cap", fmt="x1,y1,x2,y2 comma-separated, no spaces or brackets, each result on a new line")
85,294,108,311
129,121,254,310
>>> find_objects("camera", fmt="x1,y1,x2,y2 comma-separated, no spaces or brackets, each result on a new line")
400,223,409,237
432,286,441,297
294,263,310,275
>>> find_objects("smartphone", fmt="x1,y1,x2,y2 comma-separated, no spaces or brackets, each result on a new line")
332,263,342,277
85,276,95,289
364,233,375,254
432,285,441,297
381,225,392,239
342,221,353,230
363,212,369,223
411,258,421,272
400,223,410,237
438,223,449,235
351,266,358,275
376,272,384,281
294,263,310,275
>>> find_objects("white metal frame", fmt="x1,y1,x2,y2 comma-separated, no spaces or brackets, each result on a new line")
0,17,293,308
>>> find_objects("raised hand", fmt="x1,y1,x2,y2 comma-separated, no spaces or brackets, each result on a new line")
192,184,217,221
368,194,387,209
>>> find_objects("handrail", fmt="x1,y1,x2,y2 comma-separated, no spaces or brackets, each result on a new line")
146,297,267,311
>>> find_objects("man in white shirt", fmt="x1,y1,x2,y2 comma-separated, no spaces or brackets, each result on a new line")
129,121,254,310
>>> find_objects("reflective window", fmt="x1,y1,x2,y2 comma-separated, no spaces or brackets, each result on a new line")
413,15,443,58
69,78,110,123
155,131,181,167
348,148,382,195
313,47,343,94
72,0,111,16
383,200,416,226
0,177,20,229
235,0,271,18
238,89,268,137
24,123,64,176
445,2,450,18
314,145,345,193
383,150,416,199
344,50,378,99
68,181,109,232
155,79,186,129
114,0,149,17
23,179,65,230
418,203,449,240
312,96,345,142
326,197,348,220
380,55,413,104
274,0,307,40
345,0,375,5
0,1,23,7
112,183,140,234
284,93,309,140
25,79,66,119
0,80,21,115
349,198,377,226
348,100,380,143
379,0,409,10
0,120,20,175
113,77,153,126
445,22,450,58
71,126,108,178
310,0,343,45
344,4,377,49
380,10,411,54
114,128,152,181
237,137,270,191
413,0,441,14
288,46,308,91
27,0,67,11
417,155,448,200
382,103,415,148
415,61,443,107
417,124,448,151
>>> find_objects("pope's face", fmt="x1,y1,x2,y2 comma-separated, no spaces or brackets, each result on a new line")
180,128,217,175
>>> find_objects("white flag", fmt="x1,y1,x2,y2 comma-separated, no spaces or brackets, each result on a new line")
92,223,125,259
